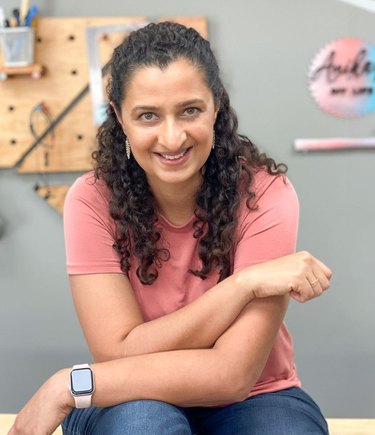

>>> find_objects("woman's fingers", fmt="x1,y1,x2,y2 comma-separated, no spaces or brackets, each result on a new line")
310,270,330,293
282,252,330,303
287,252,332,303
313,256,333,281
289,276,321,303
241,250,332,302
308,276,324,296
310,256,332,294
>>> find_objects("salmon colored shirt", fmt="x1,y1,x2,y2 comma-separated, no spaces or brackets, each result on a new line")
63,169,301,398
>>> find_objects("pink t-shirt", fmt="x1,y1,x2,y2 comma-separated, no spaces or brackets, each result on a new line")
64,170,301,397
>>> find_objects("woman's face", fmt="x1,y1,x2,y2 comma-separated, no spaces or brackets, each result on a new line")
116,58,219,192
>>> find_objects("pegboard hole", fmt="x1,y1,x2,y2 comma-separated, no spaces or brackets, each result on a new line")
8,106,15,112
71,69,78,76
37,36,43,43
77,134,84,141
98,33,109,41
10,139,17,145
68,35,76,41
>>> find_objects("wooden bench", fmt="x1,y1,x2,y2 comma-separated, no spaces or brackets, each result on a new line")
0,414,62,434
1,414,374,434
327,419,375,434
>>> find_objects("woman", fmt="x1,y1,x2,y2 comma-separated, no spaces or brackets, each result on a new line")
10,22,332,435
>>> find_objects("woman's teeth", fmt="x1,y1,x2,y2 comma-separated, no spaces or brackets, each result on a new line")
160,150,187,160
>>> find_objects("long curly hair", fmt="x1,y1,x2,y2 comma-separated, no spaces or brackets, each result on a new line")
93,21,286,285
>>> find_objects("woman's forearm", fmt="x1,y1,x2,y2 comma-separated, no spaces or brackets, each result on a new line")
121,273,254,357
86,292,288,409
12,348,243,435
69,347,252,409
12,295,291,435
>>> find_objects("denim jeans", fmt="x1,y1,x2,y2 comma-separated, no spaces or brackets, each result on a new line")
62,387,329,434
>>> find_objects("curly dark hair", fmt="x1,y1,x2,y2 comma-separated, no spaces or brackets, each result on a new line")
93,21,286,285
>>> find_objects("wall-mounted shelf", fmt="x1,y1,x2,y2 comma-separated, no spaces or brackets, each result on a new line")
0,63,43,80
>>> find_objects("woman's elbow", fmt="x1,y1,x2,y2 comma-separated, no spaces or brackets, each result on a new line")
215,361,256,403
224,375,254,403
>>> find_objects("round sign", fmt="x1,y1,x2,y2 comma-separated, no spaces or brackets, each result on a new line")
308,38,375,118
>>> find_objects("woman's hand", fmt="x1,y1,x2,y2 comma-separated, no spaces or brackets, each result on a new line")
8,369,73,435
235,251,332,303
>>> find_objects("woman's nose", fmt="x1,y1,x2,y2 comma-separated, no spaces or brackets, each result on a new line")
158,119,187,150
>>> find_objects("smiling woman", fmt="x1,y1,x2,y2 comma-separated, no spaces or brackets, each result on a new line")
112,59,218,196
9,22,332,435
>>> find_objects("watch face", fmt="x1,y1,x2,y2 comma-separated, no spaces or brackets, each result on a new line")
70,368,94,395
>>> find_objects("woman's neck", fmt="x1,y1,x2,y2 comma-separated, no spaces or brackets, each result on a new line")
148,177,202,226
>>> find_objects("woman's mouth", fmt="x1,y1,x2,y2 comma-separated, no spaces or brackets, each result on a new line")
155,147,192,164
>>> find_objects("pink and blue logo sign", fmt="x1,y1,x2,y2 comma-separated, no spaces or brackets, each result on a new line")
308,38,375,118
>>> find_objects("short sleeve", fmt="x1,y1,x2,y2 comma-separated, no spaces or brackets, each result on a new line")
233,173,299,272
63,172,123,275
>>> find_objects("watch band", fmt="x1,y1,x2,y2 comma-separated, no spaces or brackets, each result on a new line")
74,393,92,409
73,363,90,369
71,363,94,409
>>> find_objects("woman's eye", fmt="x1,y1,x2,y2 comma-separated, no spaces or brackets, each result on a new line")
139,112,157,121
184,107,200,116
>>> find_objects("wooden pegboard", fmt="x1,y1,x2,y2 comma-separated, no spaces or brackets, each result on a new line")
0,16,208,174
35,184,70,214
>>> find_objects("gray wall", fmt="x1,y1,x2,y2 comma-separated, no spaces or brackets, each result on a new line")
1,0,374,418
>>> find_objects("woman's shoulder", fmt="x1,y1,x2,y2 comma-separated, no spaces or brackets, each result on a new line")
235,168,299,243
64,171,112,219
66,171,111,203
236,167,298,226
250,167,297,206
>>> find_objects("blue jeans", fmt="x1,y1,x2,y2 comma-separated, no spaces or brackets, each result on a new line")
62,387,328,434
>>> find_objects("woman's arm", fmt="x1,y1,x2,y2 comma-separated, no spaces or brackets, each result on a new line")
72,249,330,364
68,174,330,362
6,293,287,435
87,296,292,409
10,252,332,433
71,271,256,362
8,293,290,434
9,258,331,434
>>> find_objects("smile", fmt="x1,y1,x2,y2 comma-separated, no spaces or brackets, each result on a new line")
160,150,188,160
156,147,191,162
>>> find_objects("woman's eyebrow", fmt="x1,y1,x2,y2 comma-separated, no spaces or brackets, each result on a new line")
132,105,159,112
131,99,206,114
176,98,205,107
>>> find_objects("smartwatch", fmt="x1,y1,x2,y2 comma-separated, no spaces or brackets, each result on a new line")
69,363,95,408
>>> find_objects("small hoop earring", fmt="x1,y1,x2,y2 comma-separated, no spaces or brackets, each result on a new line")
125,138,131,160
212,130,216,150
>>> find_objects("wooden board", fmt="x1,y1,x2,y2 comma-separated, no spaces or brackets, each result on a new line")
1,415,375,435
327,419,375,435
0,414,61,434
35,184,70,214
0,16,207,173
0,16,145,170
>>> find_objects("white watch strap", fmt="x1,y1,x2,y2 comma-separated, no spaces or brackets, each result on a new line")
75,393,92,409
72,364,93,409
73,363,90,369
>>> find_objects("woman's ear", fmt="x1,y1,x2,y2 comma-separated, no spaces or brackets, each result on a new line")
110,101,125,130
